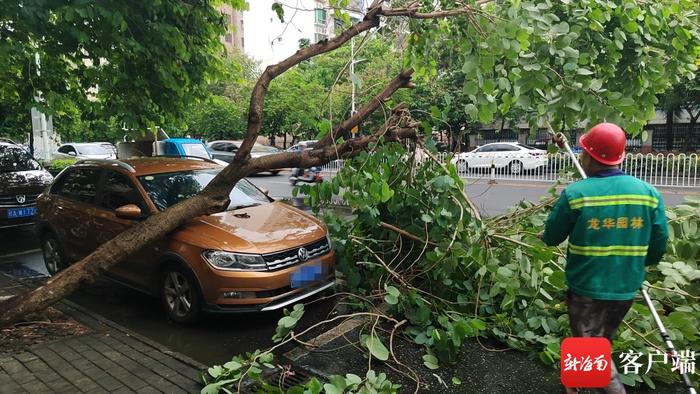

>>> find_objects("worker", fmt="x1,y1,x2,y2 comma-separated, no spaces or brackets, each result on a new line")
542,123,669,394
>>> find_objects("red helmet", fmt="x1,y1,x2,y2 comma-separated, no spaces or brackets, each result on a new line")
578,123,626,165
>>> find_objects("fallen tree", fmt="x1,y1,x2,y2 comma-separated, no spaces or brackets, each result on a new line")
0,1,479,327
1,0,698,336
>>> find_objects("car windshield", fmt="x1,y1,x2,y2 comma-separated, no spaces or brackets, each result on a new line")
181,143,211,158
516,143,536,150
77,145,110,155
138,169,269,211
0,145,41,172
252,145,280,153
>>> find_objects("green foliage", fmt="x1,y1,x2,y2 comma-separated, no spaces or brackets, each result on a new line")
202,350,400,394
0,0,246,133
304,142,700,388
47,158,77,175
407,0,700,134
185,95,246,141
272,304,305,342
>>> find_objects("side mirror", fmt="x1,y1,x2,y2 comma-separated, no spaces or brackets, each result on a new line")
68,151,77,156
115,204,143,220
260,187,270,196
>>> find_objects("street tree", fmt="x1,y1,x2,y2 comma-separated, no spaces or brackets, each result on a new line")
0,0,698,330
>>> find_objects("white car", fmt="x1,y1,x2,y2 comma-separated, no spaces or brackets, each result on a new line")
450,142,548,174
53,143,116,160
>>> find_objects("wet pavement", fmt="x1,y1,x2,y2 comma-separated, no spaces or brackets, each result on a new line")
0,223,336,367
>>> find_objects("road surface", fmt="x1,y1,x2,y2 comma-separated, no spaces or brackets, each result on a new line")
248,171,698,216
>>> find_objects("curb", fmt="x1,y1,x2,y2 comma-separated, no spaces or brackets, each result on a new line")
0,272,208,372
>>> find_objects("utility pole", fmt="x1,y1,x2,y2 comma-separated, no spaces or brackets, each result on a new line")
350,37,356,116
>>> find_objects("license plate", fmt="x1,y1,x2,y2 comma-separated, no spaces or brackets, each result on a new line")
290,262,323,289
7,206,37,219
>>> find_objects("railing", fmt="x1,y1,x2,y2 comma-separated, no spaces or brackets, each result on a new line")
320,153,699,188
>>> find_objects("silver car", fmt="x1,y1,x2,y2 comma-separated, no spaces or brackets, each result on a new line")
54,143,116,160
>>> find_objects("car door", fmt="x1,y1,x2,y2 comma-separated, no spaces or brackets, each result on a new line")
50,168,101,261
468,146,491,169
491,144,516,168
92,170,156,288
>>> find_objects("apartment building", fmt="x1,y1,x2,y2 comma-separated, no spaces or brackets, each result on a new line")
242,0,366,69
219,3,245,53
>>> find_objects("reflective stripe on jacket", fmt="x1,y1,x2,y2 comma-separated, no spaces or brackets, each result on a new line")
543,171,669,300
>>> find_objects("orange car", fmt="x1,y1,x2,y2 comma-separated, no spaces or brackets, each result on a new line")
36,157,335,323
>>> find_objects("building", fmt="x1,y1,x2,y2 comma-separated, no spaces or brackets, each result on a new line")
241,0,366,69
219,4,245,53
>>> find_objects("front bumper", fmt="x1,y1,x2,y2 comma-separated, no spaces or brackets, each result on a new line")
199,250,336,313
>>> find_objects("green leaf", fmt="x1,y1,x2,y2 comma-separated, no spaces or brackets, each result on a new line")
365,334,390,361
576,68,594,75
345,374,362,386
423,354,439,370
271,2,285,22
452,377,462,385
464,103,478,120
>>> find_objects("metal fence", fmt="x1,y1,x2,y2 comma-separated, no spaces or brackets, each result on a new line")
321,153,699,188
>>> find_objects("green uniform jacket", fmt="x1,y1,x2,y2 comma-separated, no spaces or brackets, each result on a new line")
543,170,668,300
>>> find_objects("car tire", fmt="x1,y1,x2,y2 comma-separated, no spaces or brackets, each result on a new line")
41,233,67,276
509,160,523,175
160,264,202,324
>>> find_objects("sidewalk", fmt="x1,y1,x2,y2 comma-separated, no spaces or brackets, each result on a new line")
0,274,205,393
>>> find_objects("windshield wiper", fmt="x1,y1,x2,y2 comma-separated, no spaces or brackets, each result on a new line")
230,202,261,210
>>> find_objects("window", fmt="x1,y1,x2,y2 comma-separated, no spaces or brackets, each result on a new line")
225,33,233,43
241,37,244,49
76,144,109,155
314,33,327,43
57,145,76,154
492,144,520,152
97,171,146,212
54,169,101,204
314,8,326,24
139,170,269,211
0,145,41,172
181,143,210,159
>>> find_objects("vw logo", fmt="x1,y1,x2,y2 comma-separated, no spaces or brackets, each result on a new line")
297,247,309,262
16,195,26,204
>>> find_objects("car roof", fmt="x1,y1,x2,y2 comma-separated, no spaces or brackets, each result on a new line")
73,157,221,176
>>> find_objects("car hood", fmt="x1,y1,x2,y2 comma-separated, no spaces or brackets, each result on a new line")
174,201,326,254
0,170,53,196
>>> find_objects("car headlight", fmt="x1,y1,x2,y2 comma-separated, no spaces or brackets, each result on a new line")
202,250,267,271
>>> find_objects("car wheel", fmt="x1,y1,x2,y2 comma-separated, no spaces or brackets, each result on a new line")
509,160,523,175
41,233,67,276
161,265,201,324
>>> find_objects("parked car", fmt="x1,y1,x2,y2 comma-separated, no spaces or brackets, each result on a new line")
54,143,116,160
450,142,548,174
287,140,317,153
224,142,284,174
118,136,226,165
0,142,53,229
36,157,335,323
207,140,239,163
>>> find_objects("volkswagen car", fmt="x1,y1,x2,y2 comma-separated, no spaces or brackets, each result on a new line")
36,157,335,323
0,142,53,229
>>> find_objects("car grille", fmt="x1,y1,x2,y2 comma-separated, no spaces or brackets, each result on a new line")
0,193,39,206
263,237,331,271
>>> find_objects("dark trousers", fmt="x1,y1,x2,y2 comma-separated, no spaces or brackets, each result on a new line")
566,292,634,394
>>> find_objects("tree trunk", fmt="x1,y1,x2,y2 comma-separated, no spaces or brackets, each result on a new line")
0,0,482,328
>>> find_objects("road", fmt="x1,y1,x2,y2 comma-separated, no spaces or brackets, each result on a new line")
248,171,698,216
1,173,696,366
